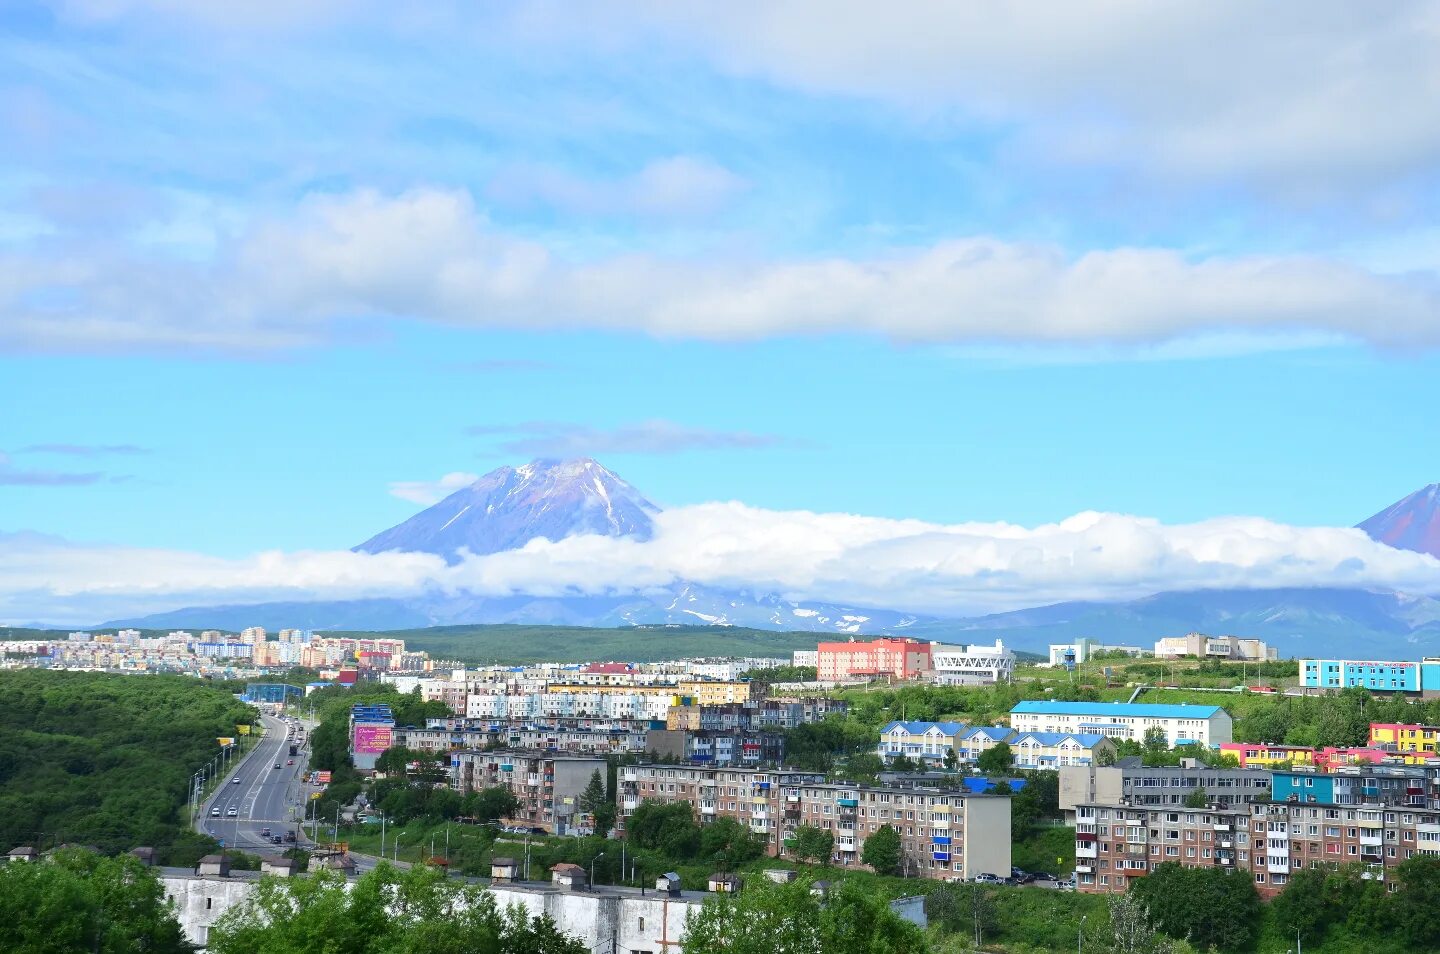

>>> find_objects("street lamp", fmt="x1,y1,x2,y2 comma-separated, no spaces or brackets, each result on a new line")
1079,914,1087,954
590,852,606,888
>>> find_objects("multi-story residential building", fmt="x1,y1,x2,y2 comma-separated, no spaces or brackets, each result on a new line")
1298,657,1440,694
792,650,818,669
617,764,1012,881
1371,722,1440,756
929,640,1015,686
1153,633,1277,661
1077,764,1440,898
956,727,1017,763
450,750,606,834
394,720,655,757
645,728,787,766
817,637,932,683
1058,758,1274,823
1220,742,1392,771
1009,701,1233,747
877,721,968,764
1009,732,1115,770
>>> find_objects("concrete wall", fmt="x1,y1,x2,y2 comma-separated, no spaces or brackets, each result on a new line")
161,872,700,953
961,797,1012,881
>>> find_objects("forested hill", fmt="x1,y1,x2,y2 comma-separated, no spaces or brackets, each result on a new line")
0,670,255,863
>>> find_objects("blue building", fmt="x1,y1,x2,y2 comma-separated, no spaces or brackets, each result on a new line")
1298,658,1440,693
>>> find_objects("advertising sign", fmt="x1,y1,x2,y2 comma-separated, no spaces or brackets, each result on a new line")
316,770,333,784
217,737,235,747
237,724,252,735
352,724,393,755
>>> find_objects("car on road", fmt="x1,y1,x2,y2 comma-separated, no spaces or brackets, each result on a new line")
272,835,283,845
210,807,220,817
274,763,282,769
261,827,271,837
226,808,238,817
287,759,294,765
284,832,297,843
972,873,1003,885
232,777,241,784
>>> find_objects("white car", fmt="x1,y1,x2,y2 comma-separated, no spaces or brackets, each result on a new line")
210,807,220,817
226,808,238,817
232,777,241,784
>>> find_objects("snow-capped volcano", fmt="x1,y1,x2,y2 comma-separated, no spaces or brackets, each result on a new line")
1358,482,1440,560
354,458,658,563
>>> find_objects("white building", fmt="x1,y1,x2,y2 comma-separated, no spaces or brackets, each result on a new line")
930,640,1015,685
792,650,818,668
1048,638,1147,667
1153,633,1277,661
1008,701,1232,747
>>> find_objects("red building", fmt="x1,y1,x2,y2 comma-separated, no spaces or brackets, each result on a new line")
817,637,932,682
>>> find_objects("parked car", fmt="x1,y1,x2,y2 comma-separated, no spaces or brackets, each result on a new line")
973,872,1003,885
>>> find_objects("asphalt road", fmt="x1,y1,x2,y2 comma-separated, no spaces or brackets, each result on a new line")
198,711,319,853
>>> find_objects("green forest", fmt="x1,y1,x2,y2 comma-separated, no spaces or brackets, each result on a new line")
0,670,255,863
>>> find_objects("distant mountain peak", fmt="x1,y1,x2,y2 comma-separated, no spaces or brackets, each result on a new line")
355,458,659,563
1358,483,1440,559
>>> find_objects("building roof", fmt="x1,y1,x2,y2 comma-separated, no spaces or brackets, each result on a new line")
1009,701,1224,719
880,720,966,735
491,857,519,867
1011,732,1110,747
961,726,1015,741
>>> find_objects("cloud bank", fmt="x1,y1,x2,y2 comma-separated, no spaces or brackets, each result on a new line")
8,187,1439,355
6,504,1440,625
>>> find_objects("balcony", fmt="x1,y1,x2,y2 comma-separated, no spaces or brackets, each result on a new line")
1075,844,1098,859
1075,863,1094,874
1267,857,1291,874
622,799,639,811
837,797,859,808
700,802,716,815
1213,823,1231,832
932,836,952,846
1360,833,1384,847
836,837,857,852
932,851,950,861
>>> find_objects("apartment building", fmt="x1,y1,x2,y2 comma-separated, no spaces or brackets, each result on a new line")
1078,764,1440,898
449,750,606,834
1219,742,1393,771
617,764,1012,881
877,721,968,763
1009,732,1115,770
957,727,1017,762
644,728,786,766
1009,701,1233,747
817,637,932,683
394,720,654,757
1371,722,1440,756
1058,758,1273,823
929,640,1015,686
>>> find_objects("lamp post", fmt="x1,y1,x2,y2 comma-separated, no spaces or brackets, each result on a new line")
1079,914,1087,954
590,852,606,888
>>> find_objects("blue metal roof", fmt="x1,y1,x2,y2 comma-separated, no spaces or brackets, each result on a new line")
961,726,1015,741
880,720,967,735
1010,701,1223,718
1011,732,1110,747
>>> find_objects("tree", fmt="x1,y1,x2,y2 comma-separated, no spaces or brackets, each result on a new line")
1095,746,1117,766
1182,786,1208,808
626,801,701,858
1142,727,1169,762
1104,892,1174,954
790,825,834,865
889,753,916,772
682,876,922,954
1392,854,1440,949
942,748,959,771
1131,862,1260,951
578,770,614,835
210,863,587,954
698,818,766,869
467,786,520,824
861,824,902,876
976,741,1013,774
927,882,997,949
0,848,191,954
1270,867,1331,946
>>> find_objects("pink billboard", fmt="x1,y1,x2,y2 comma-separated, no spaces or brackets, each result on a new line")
353,724,393,755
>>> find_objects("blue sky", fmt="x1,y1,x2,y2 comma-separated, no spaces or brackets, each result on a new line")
3,2,1440,622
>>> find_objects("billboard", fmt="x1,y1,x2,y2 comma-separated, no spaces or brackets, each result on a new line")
217,737,235,747
352,724,393,756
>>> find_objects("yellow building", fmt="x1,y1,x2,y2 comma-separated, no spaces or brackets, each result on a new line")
1370,723,1440,755
677,680,755,705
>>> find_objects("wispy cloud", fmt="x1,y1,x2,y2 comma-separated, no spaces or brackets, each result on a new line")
486,155,748,220
18,443,151,456
0,453,105,487
387,471,480,506
466,420,807,457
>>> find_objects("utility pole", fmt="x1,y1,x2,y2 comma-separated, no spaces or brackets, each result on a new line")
379,812,386,859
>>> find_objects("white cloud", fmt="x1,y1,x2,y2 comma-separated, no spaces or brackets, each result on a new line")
589,1,1440,189
387,471,479,505
6,187,1439,355
5,504,1440,625
486,156,748,219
